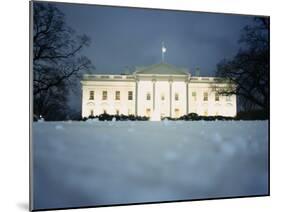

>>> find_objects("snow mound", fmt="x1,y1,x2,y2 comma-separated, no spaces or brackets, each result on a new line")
55,125,64,130
86,118,99,123
32,121,268,210
164,151,178,161
127,128,135,133
162,118,170,126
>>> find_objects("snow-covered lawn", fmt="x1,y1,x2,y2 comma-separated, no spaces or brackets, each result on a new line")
32,121,268,210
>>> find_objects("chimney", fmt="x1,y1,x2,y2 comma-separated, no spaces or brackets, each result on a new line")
195,67,200,77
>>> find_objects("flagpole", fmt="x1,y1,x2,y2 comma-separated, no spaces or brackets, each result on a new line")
162,41,166,63
162,42,164,63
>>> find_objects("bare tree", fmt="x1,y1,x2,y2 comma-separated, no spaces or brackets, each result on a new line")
215,17,269,113
33,3,94,120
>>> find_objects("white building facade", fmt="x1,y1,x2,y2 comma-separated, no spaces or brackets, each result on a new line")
81,63,237,119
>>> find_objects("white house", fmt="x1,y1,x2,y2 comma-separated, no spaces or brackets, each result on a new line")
81,63,237,119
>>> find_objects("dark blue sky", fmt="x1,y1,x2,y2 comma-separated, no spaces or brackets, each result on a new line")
53,2,254,76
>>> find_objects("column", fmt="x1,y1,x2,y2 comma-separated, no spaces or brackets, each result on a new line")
169,80,172,117
186,81,189,115
152,79,156,111
135,80,138,116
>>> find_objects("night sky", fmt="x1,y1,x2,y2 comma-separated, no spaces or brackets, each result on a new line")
53,2,254,76
37,2,257,111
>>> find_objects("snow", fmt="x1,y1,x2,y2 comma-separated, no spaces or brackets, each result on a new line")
86,118,99,123
32,121,268,210
55,125,64,130
38,117,45,123
162,118,170,126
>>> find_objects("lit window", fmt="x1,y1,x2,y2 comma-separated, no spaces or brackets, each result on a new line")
161,94,165,101
203,92,208,101
102,91,107,100
128,91,133,100
146,108,151,117
192,92,197,101
147,93,151,100
115,91,120,100
226,95,231,101
215,93,219,101
175,93,179,101
89,91,94,100
175,108,180,117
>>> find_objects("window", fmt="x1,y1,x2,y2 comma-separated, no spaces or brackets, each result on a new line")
161,94,165,101
192,92,196,101
115,91,120,100
204,110,208,116
89,91,94,100
175,93,179,101
146,108,151,117
102,91,107,100
175,108,180,117
215,93,219,101
203,92,208,101
103,109,107,114
90,110,94,116
146,93,151,100
128,91,133,100
116,110,119,115
226,95,231,101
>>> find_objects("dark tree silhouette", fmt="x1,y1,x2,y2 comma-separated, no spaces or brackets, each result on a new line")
33,3,93,120
215,17,269,113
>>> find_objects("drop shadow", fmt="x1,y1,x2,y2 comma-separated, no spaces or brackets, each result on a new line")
17,202,29,211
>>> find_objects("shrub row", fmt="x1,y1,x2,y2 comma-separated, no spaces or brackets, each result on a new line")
163,113,234,121
83,112,235,122
80,110,269,122
83,113,149,121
